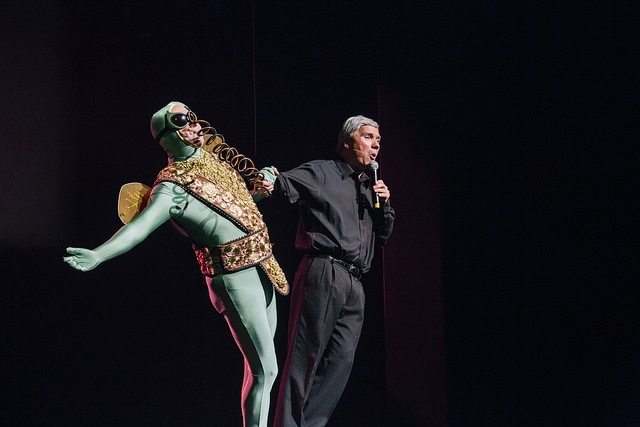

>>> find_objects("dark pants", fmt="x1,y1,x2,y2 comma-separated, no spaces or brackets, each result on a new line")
274,255,365,427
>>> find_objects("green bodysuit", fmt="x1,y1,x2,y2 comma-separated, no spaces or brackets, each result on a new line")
65,149,287,427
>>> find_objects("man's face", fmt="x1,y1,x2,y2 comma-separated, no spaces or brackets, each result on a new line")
172,104,205,148
345,125,381,172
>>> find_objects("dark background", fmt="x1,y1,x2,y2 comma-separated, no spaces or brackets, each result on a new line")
1,1,637,426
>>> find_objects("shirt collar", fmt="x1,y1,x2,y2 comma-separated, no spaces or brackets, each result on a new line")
335,158,370,185
335,158,355,178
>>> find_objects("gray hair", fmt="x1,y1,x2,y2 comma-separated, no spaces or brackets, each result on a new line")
335,115,379,156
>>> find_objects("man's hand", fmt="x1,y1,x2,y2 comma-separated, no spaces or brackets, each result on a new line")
372,179,391,204
252,167,280,197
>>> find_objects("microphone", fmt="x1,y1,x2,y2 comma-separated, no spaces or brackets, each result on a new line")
369,160,380,208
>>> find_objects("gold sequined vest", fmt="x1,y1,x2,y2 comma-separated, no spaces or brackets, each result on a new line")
154,152,288,295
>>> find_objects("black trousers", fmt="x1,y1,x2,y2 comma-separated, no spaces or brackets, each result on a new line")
274,255,365,427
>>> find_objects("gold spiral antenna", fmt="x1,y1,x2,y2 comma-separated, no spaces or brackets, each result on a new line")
200,127,268,196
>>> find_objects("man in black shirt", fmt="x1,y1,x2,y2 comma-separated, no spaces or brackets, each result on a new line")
260,115,394,426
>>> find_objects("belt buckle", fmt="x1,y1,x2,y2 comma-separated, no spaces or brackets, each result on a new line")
348,265,359,275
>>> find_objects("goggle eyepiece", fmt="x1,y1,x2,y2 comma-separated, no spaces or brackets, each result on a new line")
156,110,199,142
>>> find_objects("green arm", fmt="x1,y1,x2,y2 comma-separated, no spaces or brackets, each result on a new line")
63,187,174,272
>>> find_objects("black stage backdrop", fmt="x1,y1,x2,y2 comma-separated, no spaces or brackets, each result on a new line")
1,1,638,426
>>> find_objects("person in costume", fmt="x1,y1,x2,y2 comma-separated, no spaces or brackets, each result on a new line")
258,115,394,426
63,101,288,427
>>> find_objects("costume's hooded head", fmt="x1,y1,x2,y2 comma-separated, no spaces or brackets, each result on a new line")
150,102,210,159
150,101,194,140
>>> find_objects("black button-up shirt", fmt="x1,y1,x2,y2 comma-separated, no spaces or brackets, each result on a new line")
274,158,395,273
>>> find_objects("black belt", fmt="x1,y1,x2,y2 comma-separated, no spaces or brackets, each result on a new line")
314,255,362,279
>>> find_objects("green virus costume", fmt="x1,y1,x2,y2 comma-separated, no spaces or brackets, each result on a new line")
64,102,288,427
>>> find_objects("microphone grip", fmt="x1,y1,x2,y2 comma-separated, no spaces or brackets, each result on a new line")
371,168,380,209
